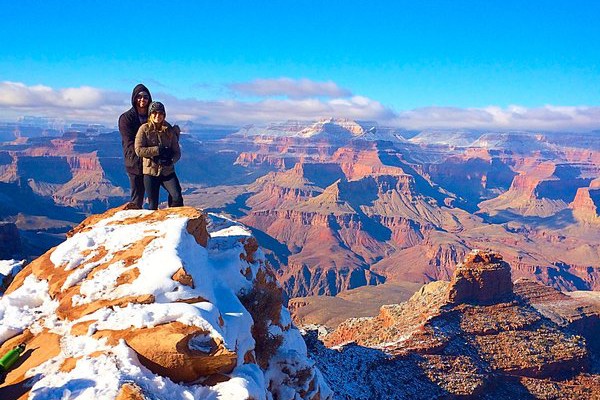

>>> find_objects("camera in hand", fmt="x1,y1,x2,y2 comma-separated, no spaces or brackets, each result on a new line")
156,146,174,166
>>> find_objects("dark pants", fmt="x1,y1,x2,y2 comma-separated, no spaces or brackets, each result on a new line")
144,173,184,210
128,173,145,209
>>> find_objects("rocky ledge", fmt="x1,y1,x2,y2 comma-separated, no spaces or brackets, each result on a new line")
0,205,331,400
447,250,513,304
316,249,600,399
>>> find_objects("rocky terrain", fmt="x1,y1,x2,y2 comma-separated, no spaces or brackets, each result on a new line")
0,128,270,257
1,120,599,298
235,135,600,296
288,281,422,329
0,259,24,295
308,250,600,399
0,206,331,399
0,123,598,397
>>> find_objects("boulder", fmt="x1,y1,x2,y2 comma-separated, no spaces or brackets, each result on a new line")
94,322,237,383
0,206,331,399
447,249,513,304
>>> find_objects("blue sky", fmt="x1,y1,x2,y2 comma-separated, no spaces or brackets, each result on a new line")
1,1,599,130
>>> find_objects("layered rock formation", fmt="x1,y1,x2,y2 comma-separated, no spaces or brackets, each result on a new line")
478,161,598,218
447,251,513,304
239,142,472,296
232,134,337,169
3,125,600,297
1,134,127,213
236,137,600,295
0,206,330,400
297,118,367,139
314,250,599,399
424,153,516,210
570,178,600,223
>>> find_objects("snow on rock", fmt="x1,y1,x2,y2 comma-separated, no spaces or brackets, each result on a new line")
0,259,25,295
316,251,599,399
0,205,331,400
0,259,25,278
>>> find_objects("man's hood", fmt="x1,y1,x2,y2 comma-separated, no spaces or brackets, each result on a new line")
130,84,153,108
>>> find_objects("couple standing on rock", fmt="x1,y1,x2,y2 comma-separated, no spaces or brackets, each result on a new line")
118,84,184,210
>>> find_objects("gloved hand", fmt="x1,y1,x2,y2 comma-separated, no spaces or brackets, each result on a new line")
158,146,174,166
158,157,173,166
159,145,174,159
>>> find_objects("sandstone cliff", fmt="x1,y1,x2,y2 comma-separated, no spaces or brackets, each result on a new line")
314,250,599,399
0,206,331,400
570,178,600,223
478,161,597,218
238,140,600,296
4,128,600,300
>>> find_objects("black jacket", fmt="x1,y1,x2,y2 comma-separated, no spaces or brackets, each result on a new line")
118,84,153,175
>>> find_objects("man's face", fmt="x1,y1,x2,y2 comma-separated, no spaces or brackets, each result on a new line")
150,111,165,124
136,93,150,110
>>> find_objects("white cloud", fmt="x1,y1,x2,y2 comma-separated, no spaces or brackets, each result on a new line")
0,81,126,123
229,77,352,99
0,81,122,108
0,81,599,131
160,94,395,125
392,105,600,131
0,81,386,125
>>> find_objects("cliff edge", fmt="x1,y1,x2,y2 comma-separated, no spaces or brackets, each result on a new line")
316,250,599,399
0,205,331,400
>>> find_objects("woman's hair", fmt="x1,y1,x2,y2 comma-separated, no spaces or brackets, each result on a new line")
147,101,166,131
147,117,163,132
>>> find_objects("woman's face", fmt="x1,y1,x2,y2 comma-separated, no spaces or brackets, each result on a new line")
150,111,165,124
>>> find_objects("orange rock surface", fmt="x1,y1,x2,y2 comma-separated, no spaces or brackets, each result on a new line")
320,250,600,398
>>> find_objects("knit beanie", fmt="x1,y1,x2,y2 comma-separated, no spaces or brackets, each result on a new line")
148,101,166,116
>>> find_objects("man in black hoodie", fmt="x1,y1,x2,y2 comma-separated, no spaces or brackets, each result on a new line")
119,84,152,209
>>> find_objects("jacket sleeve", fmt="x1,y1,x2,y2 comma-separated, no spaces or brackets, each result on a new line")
118,113,137,163
135,126,160,158
171,128,181,164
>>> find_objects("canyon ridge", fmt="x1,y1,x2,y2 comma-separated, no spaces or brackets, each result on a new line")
1,119,598,304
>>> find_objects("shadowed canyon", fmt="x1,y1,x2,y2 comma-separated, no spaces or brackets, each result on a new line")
1,119,599,304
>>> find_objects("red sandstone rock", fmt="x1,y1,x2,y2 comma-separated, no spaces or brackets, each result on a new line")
95,322,237,383
5,129,600,298
322,252,599,398
570,187,600,222
115,383,147,400
0,206,331,399
171,267,195,288
447,250,513,304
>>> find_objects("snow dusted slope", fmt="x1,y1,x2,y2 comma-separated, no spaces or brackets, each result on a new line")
0,206,331,400
0,259,24,295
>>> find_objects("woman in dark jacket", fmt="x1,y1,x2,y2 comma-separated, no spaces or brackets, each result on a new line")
118,84,152,209
134,101,184,210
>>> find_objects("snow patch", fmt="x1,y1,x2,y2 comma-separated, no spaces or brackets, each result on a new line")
0,259,25,278
0,275,58,343
0,209,330,399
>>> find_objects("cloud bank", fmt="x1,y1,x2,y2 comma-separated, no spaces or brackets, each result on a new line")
0,81,126,122
0,80,599,131
395,105,600,131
